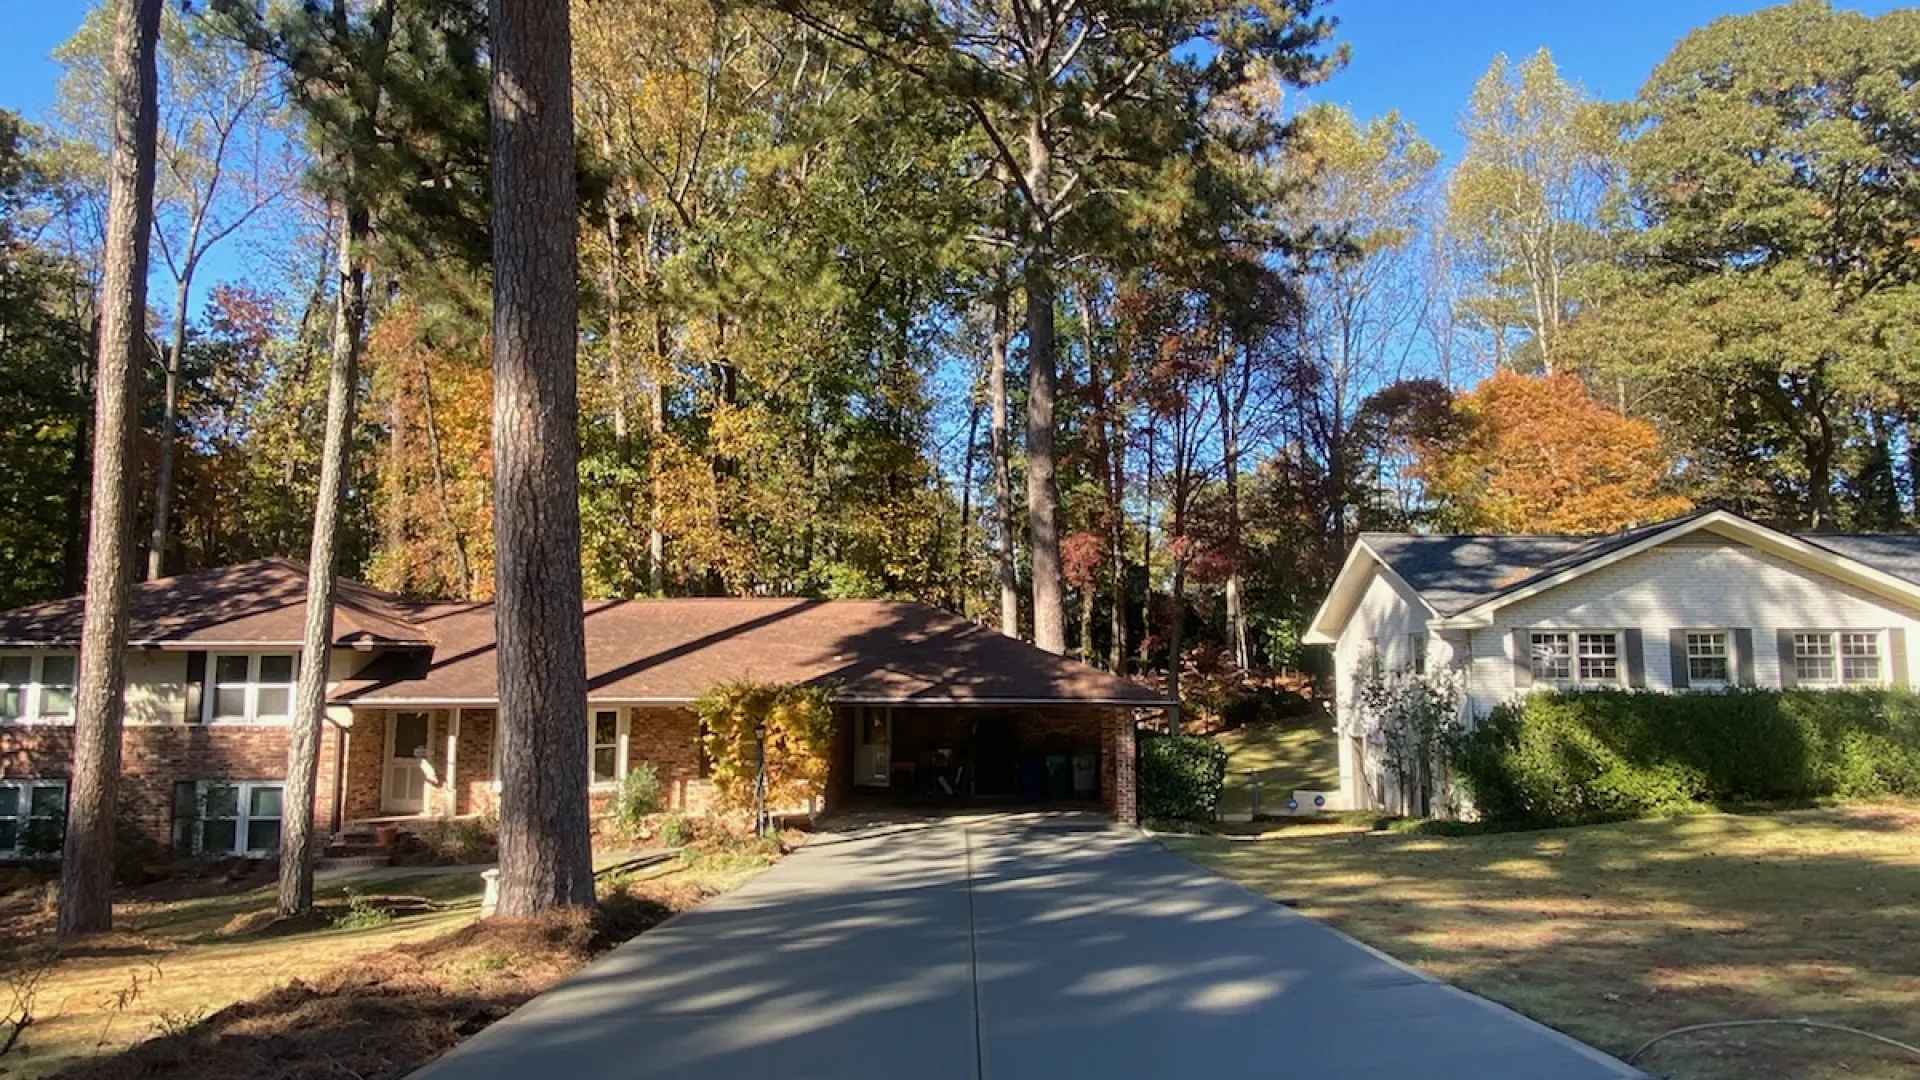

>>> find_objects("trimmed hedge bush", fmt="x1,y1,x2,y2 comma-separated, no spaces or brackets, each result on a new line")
1451,688,1920,826
1138,731,1229,821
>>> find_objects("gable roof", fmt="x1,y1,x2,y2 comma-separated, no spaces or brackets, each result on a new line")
334,597,1165,706
1306,509,1920,643
0,559,432,648
0,565,1167,708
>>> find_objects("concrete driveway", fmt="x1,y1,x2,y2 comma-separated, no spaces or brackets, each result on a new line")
413,816,1643,1079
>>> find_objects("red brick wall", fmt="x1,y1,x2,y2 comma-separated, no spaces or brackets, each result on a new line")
0,721,346,854
629,707,713,811
343,711,386,822
453,709,496,816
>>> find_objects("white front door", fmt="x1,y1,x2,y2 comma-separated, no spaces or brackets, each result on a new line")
385,710,431,813
853,706,891,788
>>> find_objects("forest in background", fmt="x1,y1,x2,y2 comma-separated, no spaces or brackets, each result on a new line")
2,0,1917,693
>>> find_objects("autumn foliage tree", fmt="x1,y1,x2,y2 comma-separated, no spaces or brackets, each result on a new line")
1415,370,1691,534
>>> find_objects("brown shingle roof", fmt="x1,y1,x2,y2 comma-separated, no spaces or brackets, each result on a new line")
0,566,1167,707
0,559,431,647
334,598,1168,707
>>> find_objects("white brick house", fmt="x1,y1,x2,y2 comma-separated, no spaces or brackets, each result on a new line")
1305,510,1920,812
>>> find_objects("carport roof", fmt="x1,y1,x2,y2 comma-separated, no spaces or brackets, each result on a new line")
334,597,1171,708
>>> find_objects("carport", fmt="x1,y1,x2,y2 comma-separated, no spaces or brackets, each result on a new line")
835,703,1137,819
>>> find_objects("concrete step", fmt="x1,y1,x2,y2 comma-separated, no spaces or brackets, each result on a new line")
317,853,393,871
324,841,393,858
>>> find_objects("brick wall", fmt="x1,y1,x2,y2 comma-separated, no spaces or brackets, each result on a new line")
628,706,713,811
342,711,386,822
0,721,345,854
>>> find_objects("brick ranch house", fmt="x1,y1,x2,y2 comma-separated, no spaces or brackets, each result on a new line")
0,560,1167,861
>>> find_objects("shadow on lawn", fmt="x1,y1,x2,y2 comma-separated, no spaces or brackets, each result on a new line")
1175,806,1920,1080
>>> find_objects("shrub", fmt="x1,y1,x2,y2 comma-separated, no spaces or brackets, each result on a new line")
1450,688,1920,827
610,763,663,832
1138,731,1228,821
394,817,499,866
658,813,694,848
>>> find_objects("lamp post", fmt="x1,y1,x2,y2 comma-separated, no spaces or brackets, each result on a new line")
754,717,769,837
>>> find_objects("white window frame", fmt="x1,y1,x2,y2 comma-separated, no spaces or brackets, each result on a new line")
589,707,628,788
1530,630,1623,687
193,780,285,857
1685,630,1730,687
0,652,78,725
0,779,67,859
1407,633,1427,676
1529,631,1572,683
203,652,299,725
1791,630,1886,687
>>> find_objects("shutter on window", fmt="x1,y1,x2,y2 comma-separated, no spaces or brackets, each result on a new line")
1891,628,1909,688
1512,629,1532,687
1623,629,1646,689
1668,629,1690,690
183,651,207,723
1733,629,1755,686
1776,629,1797,688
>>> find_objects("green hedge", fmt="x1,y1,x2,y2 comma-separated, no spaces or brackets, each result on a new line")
1138,731,1229,821
1450,689,1920,827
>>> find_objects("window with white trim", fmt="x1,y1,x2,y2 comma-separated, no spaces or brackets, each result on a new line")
194,781,284,856
1840,633,1881,684
1577,633,1619,682
1790,631,1884,686
1408,633,1427,676
1686,632,1729,685
0,653,77,723
206,653,298,723
0,780,66,858
1530,632,1571,681
591,709,622,786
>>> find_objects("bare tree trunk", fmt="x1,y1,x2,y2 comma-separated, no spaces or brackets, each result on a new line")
956,388,981,610
146,265,195,580
489,0,594,915
1217,348,1248,671
988,281,1019,638
1023,113,1065,654
59,0,160,939
648,312,668,595
279,205,369,917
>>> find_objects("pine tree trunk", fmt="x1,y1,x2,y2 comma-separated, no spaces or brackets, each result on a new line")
279,205,369,917
1022,111,1065,654
146,266,195,581
989,281,1019,638
648,311,668,595
59,0,160,939
1217,353,1247,671
956,390,981,609
489,0,595,915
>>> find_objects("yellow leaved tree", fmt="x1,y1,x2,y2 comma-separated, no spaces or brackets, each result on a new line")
695,682,836,812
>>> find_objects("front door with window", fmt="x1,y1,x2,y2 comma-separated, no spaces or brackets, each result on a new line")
385,710,432,813
854,707,891,788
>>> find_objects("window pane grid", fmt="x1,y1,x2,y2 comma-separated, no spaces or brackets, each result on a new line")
194,781,283,856
209,654,299,722
1794,633,1837,683
591,711,620,784
1840,633,1881,684
1687,632,1729,683
0,781,66,857
1577,633,1619,682
1530,632,1570,681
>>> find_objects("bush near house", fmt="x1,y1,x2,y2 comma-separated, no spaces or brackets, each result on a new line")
1138,731,1229,821
1451,688,1920,826
695,681,835,811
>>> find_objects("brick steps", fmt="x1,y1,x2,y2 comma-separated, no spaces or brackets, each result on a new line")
317,826,393,870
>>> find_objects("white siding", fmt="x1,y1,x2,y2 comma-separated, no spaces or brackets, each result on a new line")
1464,536,1920,718
1330,568,1433,810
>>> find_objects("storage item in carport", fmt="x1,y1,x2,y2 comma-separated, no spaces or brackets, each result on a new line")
1071,753,1097,797
1018,754,1044,800
1044,754,1072,799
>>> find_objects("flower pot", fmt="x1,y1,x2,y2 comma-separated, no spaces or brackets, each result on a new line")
375,824,400,848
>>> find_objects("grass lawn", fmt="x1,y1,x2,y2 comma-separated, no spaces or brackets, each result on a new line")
0,846,779,1080
1214,716,1339,816
1164,803,1920,1080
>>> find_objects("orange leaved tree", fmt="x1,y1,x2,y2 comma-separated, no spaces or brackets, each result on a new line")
1415,370,1691,534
